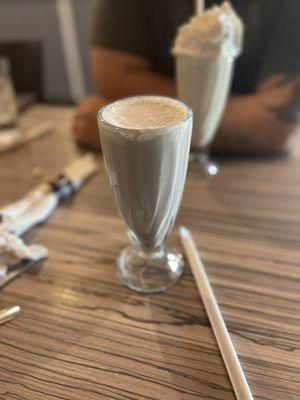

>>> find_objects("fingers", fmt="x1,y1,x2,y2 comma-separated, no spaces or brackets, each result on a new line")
73,115,99,140
72,95,106,150
72,112,98,136
76,98,96,116
72,111,99,150
73,122,100,150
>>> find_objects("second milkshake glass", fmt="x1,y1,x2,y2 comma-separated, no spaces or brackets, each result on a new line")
98,96,193,293
172,1,244,178
176,54,234,177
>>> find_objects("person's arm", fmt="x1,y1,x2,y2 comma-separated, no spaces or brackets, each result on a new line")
74,0,300,152
213,73,300,153
91,46,175,99
73,47,175,149
214,1,300,154
74,48,300,153
73,0,176,149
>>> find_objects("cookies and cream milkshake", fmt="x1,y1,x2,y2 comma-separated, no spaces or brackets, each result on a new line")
172,2,244,150
98,96,192,249
98,96,193,293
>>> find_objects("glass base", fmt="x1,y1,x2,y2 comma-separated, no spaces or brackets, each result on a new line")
189,149,219,178
117,245,184,293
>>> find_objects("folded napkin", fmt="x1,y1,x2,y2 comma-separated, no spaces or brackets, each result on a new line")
0,154,98,286
0,154,98,236
0,121,53,154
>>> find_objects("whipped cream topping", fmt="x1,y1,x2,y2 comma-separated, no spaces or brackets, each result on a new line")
172,2,244,60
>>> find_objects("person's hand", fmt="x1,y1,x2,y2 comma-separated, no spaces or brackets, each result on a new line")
72,95,106,150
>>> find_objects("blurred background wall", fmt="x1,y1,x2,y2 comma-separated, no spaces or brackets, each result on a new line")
0,0,95,103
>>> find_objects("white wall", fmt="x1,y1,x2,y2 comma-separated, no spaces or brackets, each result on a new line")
0,0,95,103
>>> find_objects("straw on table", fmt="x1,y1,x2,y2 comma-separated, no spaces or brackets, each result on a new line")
179,226,253,400
195,0,205,14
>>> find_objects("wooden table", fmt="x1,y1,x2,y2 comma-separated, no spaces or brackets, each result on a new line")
0,105,299,400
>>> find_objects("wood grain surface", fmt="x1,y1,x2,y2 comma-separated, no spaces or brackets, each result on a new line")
0,105,299,400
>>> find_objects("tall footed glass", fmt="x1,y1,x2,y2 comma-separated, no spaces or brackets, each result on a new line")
98,96,193,293
176,55,234,177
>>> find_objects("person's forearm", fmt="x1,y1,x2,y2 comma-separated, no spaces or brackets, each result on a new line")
91,47,175,100
112,69,175,98
213,93,297,153
91,47,299,153
96,67,175,99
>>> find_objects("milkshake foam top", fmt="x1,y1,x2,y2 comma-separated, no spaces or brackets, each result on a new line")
101,96,188,130
172,1,244,60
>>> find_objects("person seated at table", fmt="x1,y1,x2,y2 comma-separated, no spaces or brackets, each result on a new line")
72,0,300,154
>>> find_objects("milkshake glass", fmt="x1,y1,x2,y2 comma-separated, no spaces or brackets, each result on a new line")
173,2,244,176
98,96,192,293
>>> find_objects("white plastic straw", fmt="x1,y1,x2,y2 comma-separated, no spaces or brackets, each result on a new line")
179,226,253,400
195,0,205,14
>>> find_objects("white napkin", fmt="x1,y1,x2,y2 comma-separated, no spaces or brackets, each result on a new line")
0,121,53,153
0,232,48,279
